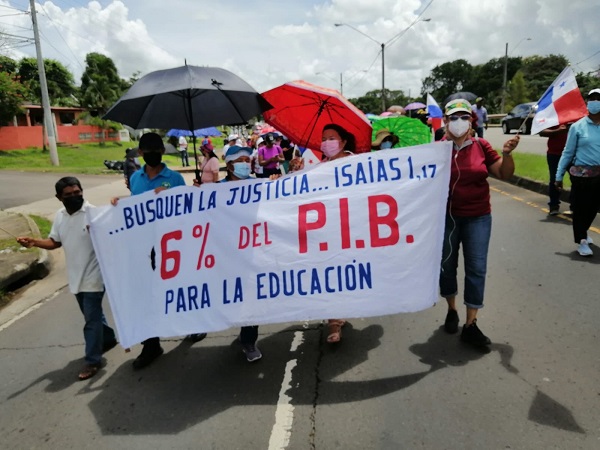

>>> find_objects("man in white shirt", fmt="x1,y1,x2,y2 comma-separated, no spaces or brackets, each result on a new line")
17,177,117,381
178,135,189,167
471,97,488,138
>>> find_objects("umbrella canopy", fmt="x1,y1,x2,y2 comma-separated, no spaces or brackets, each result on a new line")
194,126,223,137
404,102,426,110
103,64,270,178
262,80,372,153
165,127,223,138
371,116,432,149
443,92,478,106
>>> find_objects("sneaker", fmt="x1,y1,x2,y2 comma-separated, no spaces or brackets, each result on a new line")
185,333,207,343
548,206,560,216
444,309,459,334
132,343,164,370
241,343,262,362
460,320,491,347
577,239,593,257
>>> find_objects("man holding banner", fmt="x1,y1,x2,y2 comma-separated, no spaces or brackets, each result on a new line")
117,133,206,369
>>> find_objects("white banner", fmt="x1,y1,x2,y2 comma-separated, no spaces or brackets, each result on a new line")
88,142,452,347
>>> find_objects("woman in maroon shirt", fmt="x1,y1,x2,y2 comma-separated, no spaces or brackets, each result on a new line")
440,99,520,347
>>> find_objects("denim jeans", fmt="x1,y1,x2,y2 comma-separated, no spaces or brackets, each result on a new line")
439,213,492,309
75,291,116,365
475,127,485,138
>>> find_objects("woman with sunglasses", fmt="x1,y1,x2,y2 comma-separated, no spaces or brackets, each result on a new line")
439,99,519,348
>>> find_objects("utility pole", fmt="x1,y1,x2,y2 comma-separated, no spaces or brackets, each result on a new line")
500,42,508,114
381,43,385,112
30,0,59,165
339,72,343,96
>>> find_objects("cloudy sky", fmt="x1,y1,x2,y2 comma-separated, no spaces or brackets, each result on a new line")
1,0,599,107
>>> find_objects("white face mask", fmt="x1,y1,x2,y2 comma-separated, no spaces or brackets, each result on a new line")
447,119,471,138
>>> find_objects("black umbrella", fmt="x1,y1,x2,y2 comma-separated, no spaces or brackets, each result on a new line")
443,91,478,106
103,64,272,179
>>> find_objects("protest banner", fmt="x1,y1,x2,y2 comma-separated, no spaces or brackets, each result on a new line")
88,141,452,347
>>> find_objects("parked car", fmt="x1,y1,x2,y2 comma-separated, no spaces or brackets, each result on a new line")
501,102,537,134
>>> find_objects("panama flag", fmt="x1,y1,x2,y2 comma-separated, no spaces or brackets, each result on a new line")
531,66,588,135
427,93,443,118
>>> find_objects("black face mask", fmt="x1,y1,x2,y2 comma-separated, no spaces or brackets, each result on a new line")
62,195,84,212
143,152,162,167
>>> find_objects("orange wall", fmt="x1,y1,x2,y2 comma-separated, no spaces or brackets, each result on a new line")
0,125,119,151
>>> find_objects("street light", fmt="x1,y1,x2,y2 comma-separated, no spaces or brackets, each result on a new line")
501,37,532,113
335,18,431,112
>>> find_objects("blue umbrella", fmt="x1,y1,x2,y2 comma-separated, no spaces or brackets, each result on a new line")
194,126,223,137
165,129,193,137
166,127,223,137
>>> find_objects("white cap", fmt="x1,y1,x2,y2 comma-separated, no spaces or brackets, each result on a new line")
227,134,239,142
588,88,600,97
256,137,264,145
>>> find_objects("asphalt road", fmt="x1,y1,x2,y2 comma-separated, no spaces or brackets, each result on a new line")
0,174,599,449
481,126,547,155
0,171,122,210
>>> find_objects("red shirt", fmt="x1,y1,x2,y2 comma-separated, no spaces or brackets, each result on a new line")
546,129,568,156
445,137,500,217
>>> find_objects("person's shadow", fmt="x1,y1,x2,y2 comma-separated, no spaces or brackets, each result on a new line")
78,323,449,435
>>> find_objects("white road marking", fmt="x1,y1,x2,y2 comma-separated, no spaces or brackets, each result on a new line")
268,331,303,450
0,291,58,333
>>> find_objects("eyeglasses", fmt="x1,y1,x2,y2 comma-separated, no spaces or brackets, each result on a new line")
448,115,472,121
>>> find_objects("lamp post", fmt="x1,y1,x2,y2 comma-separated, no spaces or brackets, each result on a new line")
335,19,430,112
501,38,532,113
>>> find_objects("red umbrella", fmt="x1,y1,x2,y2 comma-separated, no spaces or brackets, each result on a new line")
262,80,372,153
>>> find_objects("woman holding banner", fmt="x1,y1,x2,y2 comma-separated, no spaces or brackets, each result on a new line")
439,99,519,348
320,123,357,343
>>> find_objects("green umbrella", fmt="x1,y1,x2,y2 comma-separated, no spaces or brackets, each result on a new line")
371,116,431,149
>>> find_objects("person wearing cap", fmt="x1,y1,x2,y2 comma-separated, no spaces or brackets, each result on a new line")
199,140,220,183
439,99,519,348
219,144,263,362
471,97,488,138
251,137,266,178
555,88,600,257
371,129,399,150
223,133,241,161
258,133,284,177
113,132,207,369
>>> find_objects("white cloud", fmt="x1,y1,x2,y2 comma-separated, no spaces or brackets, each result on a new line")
1,0,598,111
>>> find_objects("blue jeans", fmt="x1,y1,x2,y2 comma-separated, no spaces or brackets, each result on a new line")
75,291,115,365
439,214,492,309
475,127,485,138
546,153,561,207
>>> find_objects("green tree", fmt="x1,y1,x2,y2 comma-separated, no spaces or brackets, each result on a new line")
0,55,18,73
467,57,522,113
0,71,28,126
17,57,76,105
78,53,125,145
520,54,569,101
505,70,531,111
349,89,411,114
420,59,473,104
